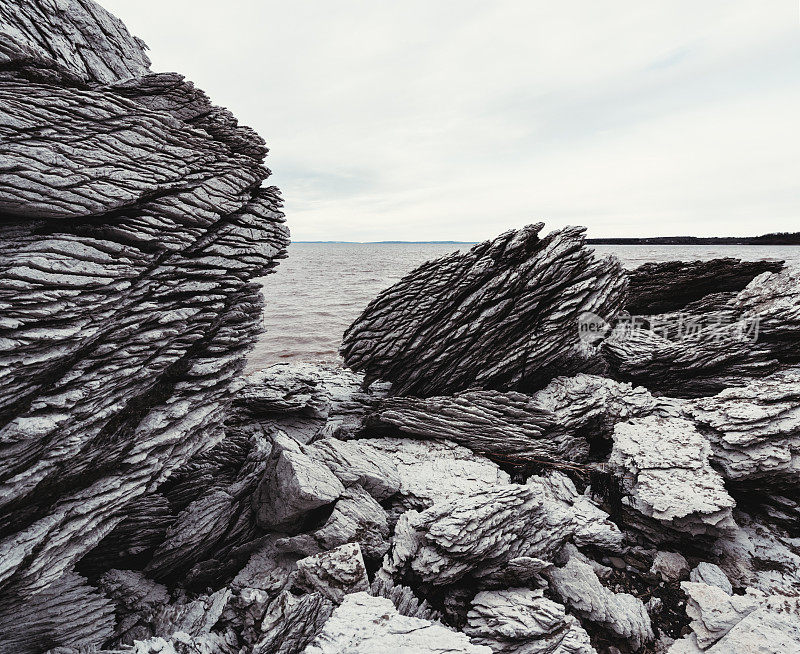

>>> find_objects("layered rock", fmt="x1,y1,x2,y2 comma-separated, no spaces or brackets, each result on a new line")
626,258,783,315
604,268,800,396
0,0,287,650
341,223,626,396
363,373,659,466
304,592,490,654
684,367,800,484
607,417,737,541
464,588,595,653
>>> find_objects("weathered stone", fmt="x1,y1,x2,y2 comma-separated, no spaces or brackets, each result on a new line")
252,591,334,654
544,552,653,650
604,268,800,397
689,563,733,595
296,542,369,603
651,551,690,583
305,592,491,653
382,484,574,586
608,417,737,540
0,0,288,621
626,258,783,315
684,367,800,484
465,588,596,653
341,224,626,396
254,434,344,533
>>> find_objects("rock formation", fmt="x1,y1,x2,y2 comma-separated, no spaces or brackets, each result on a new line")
0,0,287,650
625,258,784,315
3,2,800,653
340,223,627,396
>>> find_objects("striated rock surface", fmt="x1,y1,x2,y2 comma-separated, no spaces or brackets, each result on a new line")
604,268,800,397
544,550,653,650
464,588,595,654
0,0,287,651
382,484,574,586
304,592,491,654
608,417,737,540
295,542,369,603
341,223,626,396
626,258,784,315
684,367,800,484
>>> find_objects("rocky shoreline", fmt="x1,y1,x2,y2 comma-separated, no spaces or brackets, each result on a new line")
1,2,799,653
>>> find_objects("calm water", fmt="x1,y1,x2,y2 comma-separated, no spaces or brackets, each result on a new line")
247,243,799,371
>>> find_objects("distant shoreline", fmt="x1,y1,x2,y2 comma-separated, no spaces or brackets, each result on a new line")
294,236,800,246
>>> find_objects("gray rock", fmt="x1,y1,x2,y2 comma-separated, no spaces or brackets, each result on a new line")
252,591,334,654
0,0,287,625
608,417,737,540
464,588,596,653
369,576,442,622
684,367,800,484
304,592,491,653
296,542,370,603
382,484,574,586
625,258,783,315
544,553,654,650
254,434,344,533
651,551,690,582
341,223,626,396
604,268,800,397
690,563,733,594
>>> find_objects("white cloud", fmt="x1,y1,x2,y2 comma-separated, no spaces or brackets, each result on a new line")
100,0,800,240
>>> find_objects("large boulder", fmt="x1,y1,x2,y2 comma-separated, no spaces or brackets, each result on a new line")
0,1,287,649
341,223,626,396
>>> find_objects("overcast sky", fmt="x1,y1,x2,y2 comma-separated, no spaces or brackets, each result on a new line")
101,1,799,241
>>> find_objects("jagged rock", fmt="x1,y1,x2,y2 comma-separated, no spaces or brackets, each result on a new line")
341,224,626,396
673,582,800,652
364,390,591,465
0,572,115,654
236,363,389,442
684,367,800,484
608,417,737,540
311,484,390,560
689,563,733,594
528,470,624,552
356,437,510,514
382,484,574,586
369,576,442,622
679,582,760,648
304,592,491,653
626,258,783,315
604,268,800,397
151,589,230,640
97,569,171,645
253,591,334,654
303,437,401,501
296,542,369,603
544,552,654,650
651,551,690,582
464,588,596,653
0,0,287,623
254,433,344,533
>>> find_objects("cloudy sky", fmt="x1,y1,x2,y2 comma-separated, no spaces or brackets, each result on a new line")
102,1,799,241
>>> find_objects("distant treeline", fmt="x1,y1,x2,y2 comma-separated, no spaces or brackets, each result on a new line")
587,232,800,246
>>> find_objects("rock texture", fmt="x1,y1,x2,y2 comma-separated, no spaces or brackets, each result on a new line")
0,0,286,651
626,258,784,315
341,223,626,396
604,268,800,397
304,592,491,654
607,417,737,541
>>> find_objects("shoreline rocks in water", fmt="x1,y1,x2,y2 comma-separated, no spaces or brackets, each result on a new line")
2,2,800,654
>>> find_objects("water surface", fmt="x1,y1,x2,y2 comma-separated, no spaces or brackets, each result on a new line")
248,242,799,370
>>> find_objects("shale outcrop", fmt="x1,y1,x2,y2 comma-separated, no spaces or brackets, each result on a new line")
2,2,800,654
0,0,287,650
